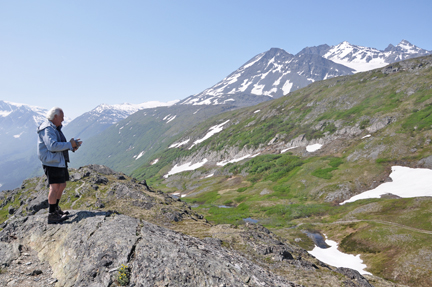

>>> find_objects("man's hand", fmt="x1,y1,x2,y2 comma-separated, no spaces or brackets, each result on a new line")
70,138,83,152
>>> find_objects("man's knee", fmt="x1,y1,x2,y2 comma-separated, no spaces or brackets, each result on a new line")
50,182,66,192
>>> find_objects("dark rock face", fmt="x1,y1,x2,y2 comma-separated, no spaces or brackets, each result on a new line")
7,206,15,215
336,267,374,287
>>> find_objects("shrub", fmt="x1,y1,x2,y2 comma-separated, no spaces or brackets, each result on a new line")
117,264,131,286
311,157,343,180
237,187,247,193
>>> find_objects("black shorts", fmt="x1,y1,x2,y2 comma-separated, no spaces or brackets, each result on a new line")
43,165,70,184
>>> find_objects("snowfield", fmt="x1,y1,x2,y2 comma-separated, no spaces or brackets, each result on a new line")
164,159,208,178
306,143,323,152
169,138,190,148
189,120,230,149
216,153,260,166
309,235,371,275
341,166,432,204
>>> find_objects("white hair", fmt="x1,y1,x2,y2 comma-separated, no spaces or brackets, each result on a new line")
46,107,63,120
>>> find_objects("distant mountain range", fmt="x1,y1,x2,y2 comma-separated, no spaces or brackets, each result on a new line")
1,40,430,191
179,40,431,107
0,101,47,190
63,100,179,140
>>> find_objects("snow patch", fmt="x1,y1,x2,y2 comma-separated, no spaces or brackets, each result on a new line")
308,235,371,275
282,80,293,95
251,84,265,95
13,132,24,138
281,146,298,153
361,134,371,139
217,153,260,166
0,110,12,117
169,138,190,149
166,115,176,124
341,166,432,204
150,158,159,165
134,151,145,160
242,53,265,69
254,110,261,113
164,159,208,178
190,120,230,149
306,144,323,152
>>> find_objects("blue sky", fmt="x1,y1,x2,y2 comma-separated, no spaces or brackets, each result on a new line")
1,0,431,118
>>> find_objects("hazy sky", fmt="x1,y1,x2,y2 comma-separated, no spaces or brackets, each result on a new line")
1,0,431,119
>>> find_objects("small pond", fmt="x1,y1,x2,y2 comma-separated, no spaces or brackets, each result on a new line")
243,218,259,224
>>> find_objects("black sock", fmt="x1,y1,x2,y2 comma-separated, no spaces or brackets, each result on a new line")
49,204,56,213
56,199,60,209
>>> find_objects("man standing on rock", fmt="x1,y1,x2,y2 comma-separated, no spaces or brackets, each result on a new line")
37,107,82,224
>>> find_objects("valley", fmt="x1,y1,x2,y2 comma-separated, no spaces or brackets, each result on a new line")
1,43,432,286
127,55,432,286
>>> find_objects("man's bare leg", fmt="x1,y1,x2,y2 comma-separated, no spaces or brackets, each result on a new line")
48,183,66,205
47,182,68,223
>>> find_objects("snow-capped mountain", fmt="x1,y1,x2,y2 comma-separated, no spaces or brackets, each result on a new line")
0,101,48,191
178,48,354,107
0,100,47,155
63,100,179,141
0,100,46,130
321,40,431,72
179,40,431,107
86,101,179,125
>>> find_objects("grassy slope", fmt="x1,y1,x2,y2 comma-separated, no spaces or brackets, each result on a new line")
70,104,236,175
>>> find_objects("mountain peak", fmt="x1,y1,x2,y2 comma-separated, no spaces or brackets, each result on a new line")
398,39,411,45
266,47,289,54
260,47,292,61
337,41,353,48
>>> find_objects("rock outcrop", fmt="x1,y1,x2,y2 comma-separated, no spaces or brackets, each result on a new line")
0,211,301,287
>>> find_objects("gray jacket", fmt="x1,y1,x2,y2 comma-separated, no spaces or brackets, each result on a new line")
37,120,73,168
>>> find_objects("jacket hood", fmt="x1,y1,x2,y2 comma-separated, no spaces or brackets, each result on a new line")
37,119,61,133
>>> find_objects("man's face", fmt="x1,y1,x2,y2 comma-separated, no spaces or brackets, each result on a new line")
52,111,64,127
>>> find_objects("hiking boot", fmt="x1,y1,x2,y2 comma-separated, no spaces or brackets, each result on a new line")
56,206,69,216
48,211,68,224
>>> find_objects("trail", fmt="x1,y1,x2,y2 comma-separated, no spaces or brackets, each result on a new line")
70,181,86,208
297,219,432,235
333,219,432,235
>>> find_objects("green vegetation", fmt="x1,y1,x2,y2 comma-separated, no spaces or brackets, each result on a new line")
116,264,131,286
0,204,8,223
261,203,331,220
229,153,304,183
311,157,343,179
186,191,220,205
402,102,432,131
236,187,247,192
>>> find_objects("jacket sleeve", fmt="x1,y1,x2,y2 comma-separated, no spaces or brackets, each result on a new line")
41,127,73,152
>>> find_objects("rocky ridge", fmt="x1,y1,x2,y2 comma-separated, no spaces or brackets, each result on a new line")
0,165,402,287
